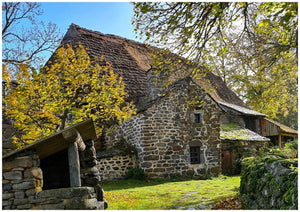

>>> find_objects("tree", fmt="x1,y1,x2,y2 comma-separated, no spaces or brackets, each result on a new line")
2,2,61,68
133,2,298,128
206,6,297,125
3,44,136,147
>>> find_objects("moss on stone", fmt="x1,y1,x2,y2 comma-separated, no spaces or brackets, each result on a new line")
240,143,298,209
220,123,249,140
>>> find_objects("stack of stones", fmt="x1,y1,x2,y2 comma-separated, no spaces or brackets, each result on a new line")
2,149,106,210
80,139,107,209
2,151,42,209
80,139,101,186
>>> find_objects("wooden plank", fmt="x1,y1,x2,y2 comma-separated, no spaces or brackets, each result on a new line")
3,119,95,160
68,142,81,187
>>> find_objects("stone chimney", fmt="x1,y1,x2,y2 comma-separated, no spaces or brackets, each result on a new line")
146,68,169,100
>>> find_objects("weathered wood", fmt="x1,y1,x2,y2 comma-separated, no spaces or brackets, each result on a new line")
278,134,282,148
62,129,86,151
68,142,81,187
75,133,86,152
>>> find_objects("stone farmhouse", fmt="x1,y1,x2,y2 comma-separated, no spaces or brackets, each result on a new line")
2,23,297,181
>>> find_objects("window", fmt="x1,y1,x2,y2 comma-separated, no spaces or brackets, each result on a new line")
190,146,201,164
194,111,203,124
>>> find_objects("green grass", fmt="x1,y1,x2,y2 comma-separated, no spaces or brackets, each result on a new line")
102,175,240,210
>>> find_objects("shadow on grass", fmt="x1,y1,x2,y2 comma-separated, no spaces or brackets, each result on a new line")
101,178,194,191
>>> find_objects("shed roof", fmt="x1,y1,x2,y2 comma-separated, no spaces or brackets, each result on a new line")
54,23,246,107
220,123,270,142
264,118,298,135
217,101,265,117
3,119,96,160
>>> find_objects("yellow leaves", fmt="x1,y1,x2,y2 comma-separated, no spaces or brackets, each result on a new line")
4,43,136,145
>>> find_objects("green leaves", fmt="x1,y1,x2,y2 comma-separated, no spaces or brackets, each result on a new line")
132,2,297,128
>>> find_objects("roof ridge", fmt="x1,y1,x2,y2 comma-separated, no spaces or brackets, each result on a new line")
68,23,147,47
59,23,248,108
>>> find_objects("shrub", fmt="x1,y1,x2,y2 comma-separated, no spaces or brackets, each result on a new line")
126,167,146,180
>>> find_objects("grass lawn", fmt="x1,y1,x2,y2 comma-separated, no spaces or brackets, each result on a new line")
102,175,240,210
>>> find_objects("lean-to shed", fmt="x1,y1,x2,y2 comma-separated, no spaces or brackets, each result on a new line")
2,119,107,210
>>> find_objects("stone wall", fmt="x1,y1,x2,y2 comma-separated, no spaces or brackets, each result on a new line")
97,154,137,181
106,78,222,179
2,150,105,210
220,111,245,128
2,151,42,209
240,156,298,209
2,123,17,155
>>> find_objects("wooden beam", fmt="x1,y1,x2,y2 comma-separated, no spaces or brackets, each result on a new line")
62,129,86,151
280,133,297,137
68,142,81,187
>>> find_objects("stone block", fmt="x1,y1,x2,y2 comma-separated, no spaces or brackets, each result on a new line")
14,191,25,199
64,197,104,210
172,155,180,159
165,151,173,155
13,198,28,205
141,162,152,168
2,200,11,207
37,187,95,199
41,198,63,204
24,167,43,179
3,156,33,171
3,183,12,191
2,179,10,184
173,145,183,151
28,195,43,204
154,168,165,172
12,180,36,191
17,204,32,209
2,193,14,200
31,203,65,210
25,187,41,197
3,170,23,180
144,155,159,160
12,167,24,171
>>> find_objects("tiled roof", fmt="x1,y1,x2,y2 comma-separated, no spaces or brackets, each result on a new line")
217,101,265,116
221,124,270,141
56,23,247,106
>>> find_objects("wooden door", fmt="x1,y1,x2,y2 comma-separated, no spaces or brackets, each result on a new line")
221,150,233,170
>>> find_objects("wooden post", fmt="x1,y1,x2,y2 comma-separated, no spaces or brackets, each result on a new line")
278,134,282,148
68,142,81,187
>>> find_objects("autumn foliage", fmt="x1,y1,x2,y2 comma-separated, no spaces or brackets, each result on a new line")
3,44,136,147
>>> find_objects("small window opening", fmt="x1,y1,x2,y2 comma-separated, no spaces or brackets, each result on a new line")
190,146,201,164
194,111,203,123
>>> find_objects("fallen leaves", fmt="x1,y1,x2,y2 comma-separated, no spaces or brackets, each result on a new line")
212,196,242,210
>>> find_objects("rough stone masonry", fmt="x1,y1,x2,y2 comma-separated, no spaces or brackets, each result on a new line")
105,77,223,179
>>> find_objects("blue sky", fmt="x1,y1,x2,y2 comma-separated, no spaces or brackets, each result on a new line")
40,2,138,41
